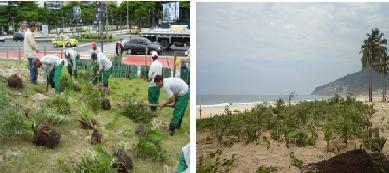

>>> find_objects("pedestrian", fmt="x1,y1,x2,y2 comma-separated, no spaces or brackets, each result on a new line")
115,39,124,56
154,75,189,136
148,51,163,111
24,21,38,84
64,48,80,79
175,143,189,173
91,52,112,87
90,41,101,54
34,55,68,93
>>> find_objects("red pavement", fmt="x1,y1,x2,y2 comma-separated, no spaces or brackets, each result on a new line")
0,51,175,68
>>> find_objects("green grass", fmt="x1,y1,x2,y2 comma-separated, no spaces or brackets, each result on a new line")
0,59,189,173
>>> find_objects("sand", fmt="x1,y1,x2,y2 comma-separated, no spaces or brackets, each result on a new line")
196,98,389,172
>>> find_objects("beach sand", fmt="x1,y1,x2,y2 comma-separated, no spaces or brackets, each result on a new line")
196,96,388,172
196,96,369,119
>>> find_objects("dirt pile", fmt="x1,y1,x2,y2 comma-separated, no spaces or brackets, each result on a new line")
91,129,102,145
7,74,23,89
100,86,112,95
302,149,389,173
135,123,149,136
113,149,133,172
33,122,61,148
101,99,111,110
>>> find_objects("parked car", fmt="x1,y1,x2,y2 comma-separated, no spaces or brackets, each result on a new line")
13,32,24,42
0,36,4,42
123,36,162,55
52,35,78,47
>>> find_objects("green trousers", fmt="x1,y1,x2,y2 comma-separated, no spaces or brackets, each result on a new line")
67,55,79,78
102,68,111,87
175,152,187,173
171,90,190,127
148,86,160,104
48,63,63,92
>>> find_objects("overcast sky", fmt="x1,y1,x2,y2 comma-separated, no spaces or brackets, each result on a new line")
197,2,389,95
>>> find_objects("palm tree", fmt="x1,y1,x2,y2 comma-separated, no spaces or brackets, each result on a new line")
360,28,387,102
374,55,389,101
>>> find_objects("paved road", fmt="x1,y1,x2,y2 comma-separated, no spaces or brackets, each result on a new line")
0,38,187,56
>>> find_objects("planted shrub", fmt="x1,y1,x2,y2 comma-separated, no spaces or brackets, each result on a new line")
122,99,154,124
33,107,66,126
135,123,150,136
134,129,167,162
84,86,104,111
0,105,27,141
256,165,278,173
45,94,71,115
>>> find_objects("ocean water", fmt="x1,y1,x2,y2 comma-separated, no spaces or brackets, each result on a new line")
197,94,332,107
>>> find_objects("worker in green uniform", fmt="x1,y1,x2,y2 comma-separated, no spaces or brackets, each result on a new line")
148,51,163,111
155,75,189,136
91,52,112,87
176,143,189,173
64,49,80,79
35,55,68,92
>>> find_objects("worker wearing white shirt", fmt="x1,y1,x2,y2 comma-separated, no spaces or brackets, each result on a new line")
64,48,80,78
176,143,190,173
148,51,163,111
154,75,189,136
35,55,67,92
24,22,38,84
91,52,112,87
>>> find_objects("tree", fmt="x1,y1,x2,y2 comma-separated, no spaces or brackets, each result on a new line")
360,28,387,102
375,55,389,101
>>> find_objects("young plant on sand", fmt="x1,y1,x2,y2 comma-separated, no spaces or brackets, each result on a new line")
290,152,304,168
256,165,278,173
197,148,236,173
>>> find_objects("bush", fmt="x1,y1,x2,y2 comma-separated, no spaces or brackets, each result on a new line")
134,129,167,162
0,105,27,140
33,107,66,126
256,165,278,173
45,94,71,115
122,99,154,124
84,85,104,111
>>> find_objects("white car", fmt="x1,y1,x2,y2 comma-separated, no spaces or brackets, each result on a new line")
0,37,5,42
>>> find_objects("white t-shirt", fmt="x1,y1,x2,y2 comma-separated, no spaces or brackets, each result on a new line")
163,78,188,98
148,59,163,87
96,52,112,71
65,49,78,66
40,55,63,82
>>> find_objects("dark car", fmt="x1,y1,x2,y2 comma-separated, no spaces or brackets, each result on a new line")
13,32,24,42
123,36,162,55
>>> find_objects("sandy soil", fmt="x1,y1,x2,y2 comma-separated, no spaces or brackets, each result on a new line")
196,99,389,172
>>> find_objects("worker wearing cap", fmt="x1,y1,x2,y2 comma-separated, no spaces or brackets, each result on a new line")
64,48,80,79
175,143,190,173
154,75,189,136
148,51,163,111
34,55,68,93
91,52,112,87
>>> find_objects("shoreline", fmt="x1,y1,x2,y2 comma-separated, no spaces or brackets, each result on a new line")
196,96,372,119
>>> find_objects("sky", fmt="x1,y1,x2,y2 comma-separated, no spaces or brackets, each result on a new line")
197,2,389,95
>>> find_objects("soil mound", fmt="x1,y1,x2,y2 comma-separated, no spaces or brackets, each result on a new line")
7,74,23,89
101,99,111,110
302,149,389,173
100,86,112,95
113,149,133,172
135,123,149,136
33,122,61,148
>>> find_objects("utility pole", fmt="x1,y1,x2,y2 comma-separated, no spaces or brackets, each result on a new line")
105,3,109,39
126,1,129,28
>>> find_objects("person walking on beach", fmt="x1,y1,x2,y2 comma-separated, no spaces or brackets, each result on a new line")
64,49,80,79
154,75,189,136
148,51,163,112
34,55,68,93
91,52,112,87
24,22,38,84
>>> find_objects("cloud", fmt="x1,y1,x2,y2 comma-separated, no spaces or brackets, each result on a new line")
197,2,389,95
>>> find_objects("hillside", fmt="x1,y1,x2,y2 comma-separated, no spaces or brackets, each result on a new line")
312,68,389,96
